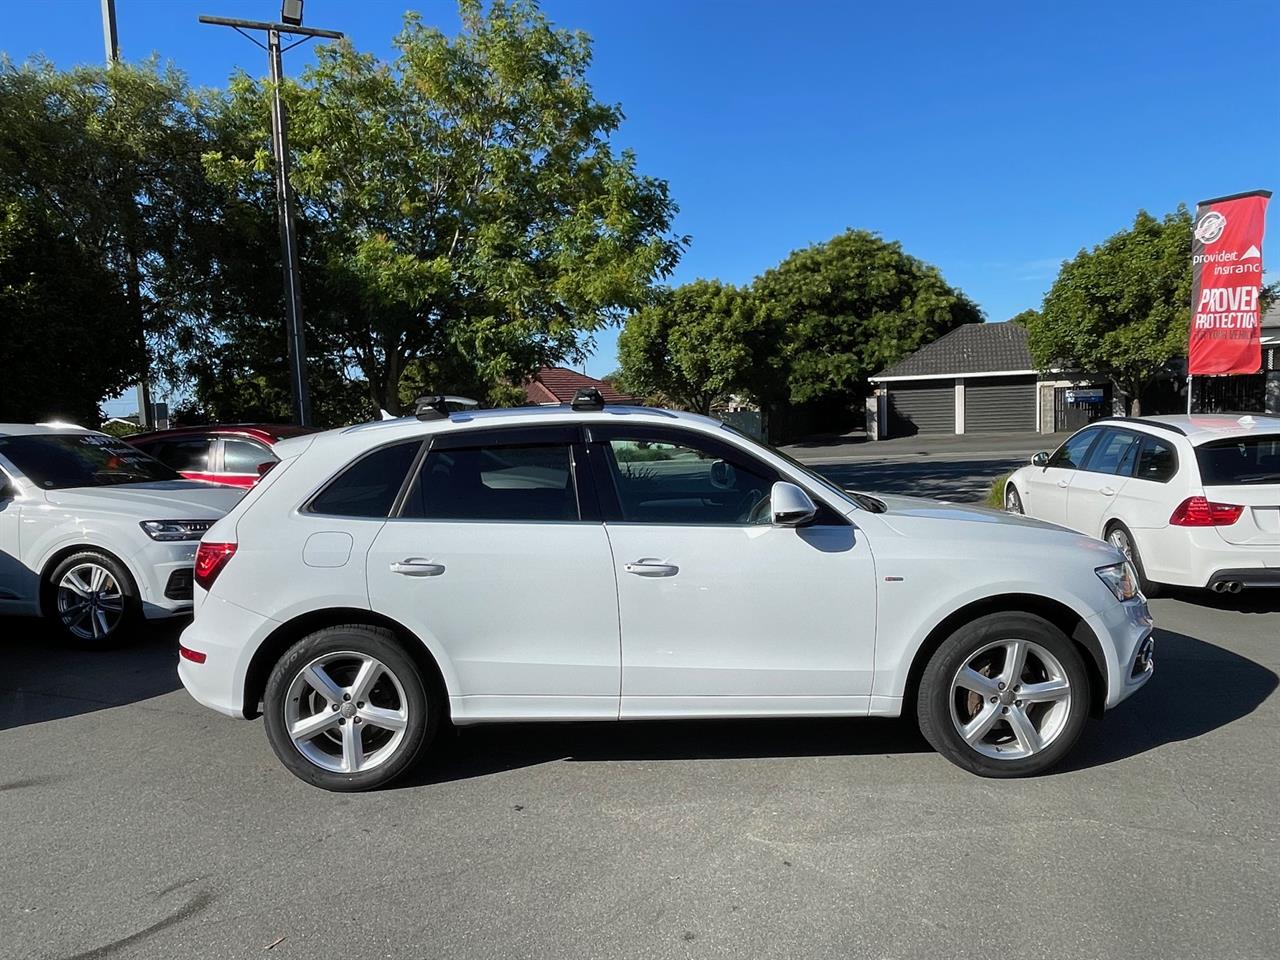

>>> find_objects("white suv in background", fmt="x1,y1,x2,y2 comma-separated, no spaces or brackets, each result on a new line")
0,424,243,644
179,396,1154,791
1005,414,1280,595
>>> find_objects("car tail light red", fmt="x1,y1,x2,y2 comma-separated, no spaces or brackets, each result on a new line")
194,541,237,590
1169,496,1243,526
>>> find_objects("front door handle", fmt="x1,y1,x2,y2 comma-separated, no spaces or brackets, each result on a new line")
390,558,445,577
1099,486,1117,496
624,559,679,577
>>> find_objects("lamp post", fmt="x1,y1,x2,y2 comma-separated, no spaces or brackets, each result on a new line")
198,3,342,427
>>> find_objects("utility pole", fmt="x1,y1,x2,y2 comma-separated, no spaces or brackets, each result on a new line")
101,0,153,430
199,5,341,427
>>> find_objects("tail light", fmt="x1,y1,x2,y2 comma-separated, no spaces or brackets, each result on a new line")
194,541,237,590
1169,496,1243,526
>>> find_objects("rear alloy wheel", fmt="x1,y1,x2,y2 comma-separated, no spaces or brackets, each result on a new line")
263,625,436,791
1106,523,1160,598
45,550,141,647
1004,484,1024,514
917,612,1090,777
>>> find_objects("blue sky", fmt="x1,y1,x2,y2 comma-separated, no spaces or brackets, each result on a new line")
6,0,1279,410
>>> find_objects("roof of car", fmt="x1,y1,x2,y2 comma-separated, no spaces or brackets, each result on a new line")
129,423,317,444
0,423,98,438
1098,413,1280,444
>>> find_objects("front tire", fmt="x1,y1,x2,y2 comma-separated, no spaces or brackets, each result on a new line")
1105,522,1161,598
1004,483,1024,514
916,612,1090,778
44,550,141,647
263,625,437,791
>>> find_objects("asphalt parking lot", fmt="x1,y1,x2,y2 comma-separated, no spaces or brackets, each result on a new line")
2,451,1278,960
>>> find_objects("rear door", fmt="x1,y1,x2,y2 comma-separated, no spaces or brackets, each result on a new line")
1022,427,1103,526
366,425,620,721
1196,433,1280,546
1067,427,1141,537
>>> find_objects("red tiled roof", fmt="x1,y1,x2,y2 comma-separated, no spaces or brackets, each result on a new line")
523,367,637,405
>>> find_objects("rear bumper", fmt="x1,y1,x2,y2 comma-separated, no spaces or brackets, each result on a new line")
1135,526,1279,589
177,594,277,718
1206,568,1280,590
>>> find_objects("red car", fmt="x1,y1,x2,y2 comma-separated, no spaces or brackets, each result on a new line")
128,424,318,488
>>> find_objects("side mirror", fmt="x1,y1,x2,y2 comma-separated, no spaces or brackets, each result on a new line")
770,481,817,527
1031,451,1050,467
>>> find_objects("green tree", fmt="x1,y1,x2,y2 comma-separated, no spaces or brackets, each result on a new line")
617,280,777,415
1028,208,1191,415
753,229,983,409
204,0,684,413
1008,307,1039,326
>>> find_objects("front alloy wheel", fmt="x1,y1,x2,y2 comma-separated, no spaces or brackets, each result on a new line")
1004,484,1024,514
45,550,140,647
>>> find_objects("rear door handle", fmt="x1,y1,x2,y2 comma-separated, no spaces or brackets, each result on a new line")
1099,486,1116,496
390,558,445,577
624,559,679,577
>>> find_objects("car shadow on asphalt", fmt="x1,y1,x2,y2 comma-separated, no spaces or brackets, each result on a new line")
0,618,184,731
1061,625,1278,773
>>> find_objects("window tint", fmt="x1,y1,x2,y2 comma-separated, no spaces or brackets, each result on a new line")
223,438,274,473
309,440,421,518
403,444,577,521
1047,429,1099,470
1083,429,1140,476
0,434,180,488
144,438,211,473
1195,435,1280,486
602,437,772,525
1134,435,1178,483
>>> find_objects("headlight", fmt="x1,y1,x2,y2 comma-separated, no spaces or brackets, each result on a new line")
1096,561,1141,601
139,520,215,542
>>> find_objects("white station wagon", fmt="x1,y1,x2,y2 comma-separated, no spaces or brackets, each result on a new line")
179,394,1154,790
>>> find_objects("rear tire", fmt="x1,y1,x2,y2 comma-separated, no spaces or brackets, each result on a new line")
263,625,437,791
1106,522,1161,598
916,612,1091,778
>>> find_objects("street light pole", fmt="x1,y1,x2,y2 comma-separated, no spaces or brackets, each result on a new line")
198,12,342,427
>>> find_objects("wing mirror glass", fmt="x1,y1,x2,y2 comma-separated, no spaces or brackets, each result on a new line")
770,481,817,527
1031,451,1050,467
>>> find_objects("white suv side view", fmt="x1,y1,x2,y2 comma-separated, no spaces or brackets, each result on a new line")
0,424,244,644
179,399,1154,791
1004,414,1280,595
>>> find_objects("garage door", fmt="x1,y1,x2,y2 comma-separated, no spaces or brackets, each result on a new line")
965,376,1036,433
887,381,955,436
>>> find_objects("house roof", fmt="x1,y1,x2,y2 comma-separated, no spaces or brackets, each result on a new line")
523,366,637,405
870,322,1035,382
1263,301,1279,336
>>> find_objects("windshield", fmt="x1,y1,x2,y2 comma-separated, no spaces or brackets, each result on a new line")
718,423,870,510
0,433,182,489
1196,435,1280,486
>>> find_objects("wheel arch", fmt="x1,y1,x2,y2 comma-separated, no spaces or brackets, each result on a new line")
241,607,451,721
902,593,1107,718
38,542,141,614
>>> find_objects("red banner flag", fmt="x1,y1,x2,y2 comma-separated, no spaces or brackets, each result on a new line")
1188,189,1271,375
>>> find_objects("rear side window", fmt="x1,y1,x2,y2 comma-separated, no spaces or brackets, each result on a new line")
1083,429,1140,476
1134,435,1178,483
1196,435,1280,486
402,444,578,522
144,437,212,473
309,440,421,518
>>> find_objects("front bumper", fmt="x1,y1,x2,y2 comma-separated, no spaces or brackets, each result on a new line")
1085,596,1154,710
125,539,200,619
177,594,278,718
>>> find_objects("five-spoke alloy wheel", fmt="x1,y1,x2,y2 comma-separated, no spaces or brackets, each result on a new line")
917,612,1090,777
264,625,436,791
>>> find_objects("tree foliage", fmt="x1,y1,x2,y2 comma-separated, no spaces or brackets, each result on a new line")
1028,208,1191,415
753,229,983,406
204,0,683,412
617,280,776,415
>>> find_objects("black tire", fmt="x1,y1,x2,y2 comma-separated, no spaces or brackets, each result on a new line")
1105,522,1161,598
1004,483,1024,514
263,625,437,791
916,612,1091,778
43,549,142,648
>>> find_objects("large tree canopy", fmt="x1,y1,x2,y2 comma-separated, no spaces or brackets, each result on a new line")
1027,208,1191,415
753,229,983,407
205,0,684,413
617,280,778,415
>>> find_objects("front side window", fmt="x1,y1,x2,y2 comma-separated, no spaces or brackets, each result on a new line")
1195,435,1280,486
309,440,421,518
1134,435,1178,483
601,437,772,525
223,438,274,474
402,443,578,521
1083,429,1140,476
1048,428,1100,470
0,434,180,489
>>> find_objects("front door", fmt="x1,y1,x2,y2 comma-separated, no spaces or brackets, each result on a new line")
1024,426,1103,526
366,427,620,722
1067,427,1139,537
587,426,877,718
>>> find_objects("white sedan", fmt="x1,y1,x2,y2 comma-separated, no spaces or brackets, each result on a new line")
1004,414,1280,595
178,397,1154,790
0,423,243,644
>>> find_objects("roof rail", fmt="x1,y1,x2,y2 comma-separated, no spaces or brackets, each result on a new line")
1093,416,1187,436
414,395,479,421
570,387,605,411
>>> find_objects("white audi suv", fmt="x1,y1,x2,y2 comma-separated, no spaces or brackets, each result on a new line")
179,395,1154,789
0,423,244,644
